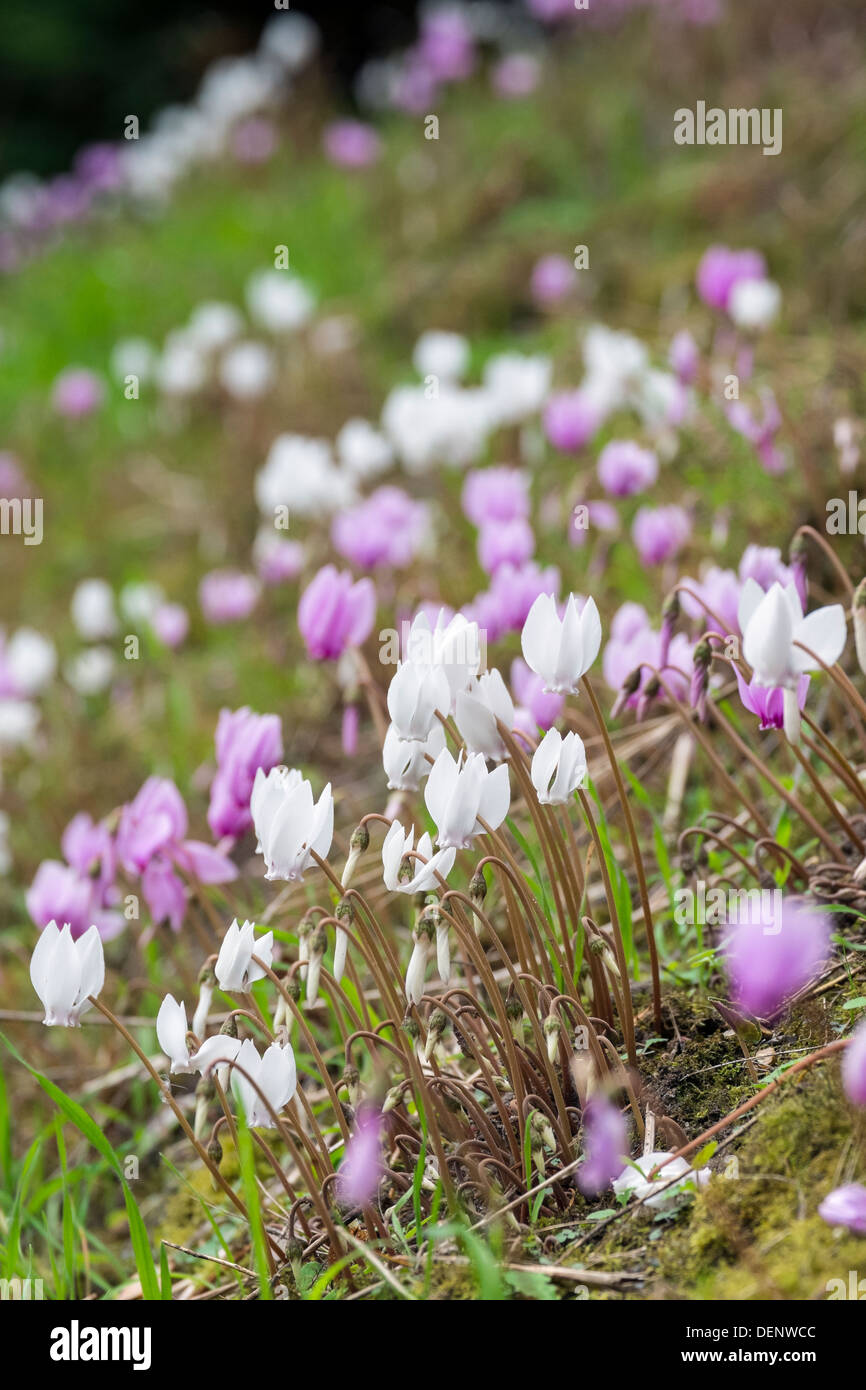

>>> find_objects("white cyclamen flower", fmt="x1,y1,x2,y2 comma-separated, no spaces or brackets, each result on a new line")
188,1033,243,1083
215,918,274,992
728,278,781,332
70,579,118,641
424,748,510,850
382,720,446,791
387,660,451,742
382,820,456,894
251,766,334,881
530,727,587,804
4,628,56,695
405,922,435,1005
186,301,244,353
230,1038,298,1127
612,1151,710,1209
738,579,846,742
30,921,104,1027
336,417,394,480
64,646,115,695
412,330,470,383
520,592,602,695
219,341,275,400
156,993,191,1072
455,669,515,762
0,699,39,748
482,352,552,426
246,271,315,334
403,610,484,707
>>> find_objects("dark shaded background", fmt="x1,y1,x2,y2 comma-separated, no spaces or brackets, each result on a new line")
0,0,421,177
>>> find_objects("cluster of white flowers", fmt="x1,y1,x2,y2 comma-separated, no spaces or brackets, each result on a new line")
0,627,56,753
122,15,318,205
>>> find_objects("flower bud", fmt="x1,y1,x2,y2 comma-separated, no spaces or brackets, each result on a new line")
690,639,711,722
469,871,487,904
340,1065,360,1107
351,822,370,852
543,1013,560,1065
383,1081,408,1114
611,665,643,719
505,994,524,1037
424,1007,448,1061
305,924,328,1006
659,590,680,670
333,898,355,984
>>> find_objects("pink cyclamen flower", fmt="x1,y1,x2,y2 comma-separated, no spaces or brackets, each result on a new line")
841,1018,866,1107
478,518,535,575
488,561,560,634
199,570,260,625
208,706,284,839
117,776,237,931
722,898,830,1018
818,1183,866,1235
28,811,123,940
0,452,29,497
543,390,601,453
52,367,104,419
62,812,116,899
298,564,376,661
696,245,767,312
632,505,691,566
462,467,530,526
254,537,305,586
569,499,619,549
511,657,565,733
603,602,693,709
152,603,189,649
27,861,103,940
337,1104,383,1206
727,388,785,475
530,253,575,306
75,142,124,193
735,669,809,731
597,440,658,498
577,1094,628,1197
323,121,382,169
493,53,541,100
679,566,741,636
331,487,428,570
527,0,576,20
417,8,475,82
233,117,277,165
738,543,796,597
669,328,700,385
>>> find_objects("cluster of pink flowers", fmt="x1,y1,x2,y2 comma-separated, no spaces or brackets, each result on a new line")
604,601,693,712
116,777,237,931
27,814,123,941
331,487,429,570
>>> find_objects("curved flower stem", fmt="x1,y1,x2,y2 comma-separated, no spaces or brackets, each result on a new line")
801,716,866,811
788,742,865,853
581,675,662,1033
792,525,854,597
705,686,844,860
89,996,283,1266
577,793,637,1067
253,952,352,1150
